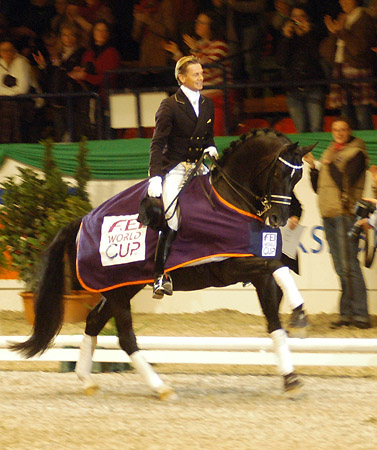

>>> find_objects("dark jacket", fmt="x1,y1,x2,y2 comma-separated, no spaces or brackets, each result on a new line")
149,88,215,177
319,9,376,70
276,29,324,90
39,48,86,105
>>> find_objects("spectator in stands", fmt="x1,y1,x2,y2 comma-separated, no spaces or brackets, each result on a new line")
33,22,86,141
12,0,56,42
304,116,371,329
66,0,114,46
174,1,199,41
51,0,70,35
276,4,325,132
164,10,232,135
132,0,176,84
0,38,35,142
320,0,377,130
68,19,121,139
227,0,267,93
211,1,241,83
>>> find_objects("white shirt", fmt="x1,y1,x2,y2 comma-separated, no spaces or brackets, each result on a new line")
181,85,200,117
335,7,363,64
0,54,31,96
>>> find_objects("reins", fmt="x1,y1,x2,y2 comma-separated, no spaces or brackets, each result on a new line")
208,143,303,217
164,139,304,219
208,147,288,216
164,153,207,218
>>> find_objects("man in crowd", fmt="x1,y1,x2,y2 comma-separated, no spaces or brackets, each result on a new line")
304,116,370,329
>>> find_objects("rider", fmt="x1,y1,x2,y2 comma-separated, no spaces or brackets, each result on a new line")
147,55,218,299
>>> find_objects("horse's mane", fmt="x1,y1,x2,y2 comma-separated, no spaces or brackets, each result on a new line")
217,128,288,167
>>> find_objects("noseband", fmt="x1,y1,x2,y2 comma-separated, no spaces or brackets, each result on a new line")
210,149,303,217
269,156,304,207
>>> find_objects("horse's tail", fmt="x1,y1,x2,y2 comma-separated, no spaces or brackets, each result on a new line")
9,219,82,358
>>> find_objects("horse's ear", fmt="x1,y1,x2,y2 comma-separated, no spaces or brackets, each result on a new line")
279,142,299,155
299,143,317,157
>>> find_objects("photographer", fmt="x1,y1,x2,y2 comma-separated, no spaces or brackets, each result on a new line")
361,198,377,231
276,3,325,132
304,116,370,329
0,38,33,142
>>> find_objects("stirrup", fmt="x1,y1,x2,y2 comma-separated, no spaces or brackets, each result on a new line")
152,273,173,299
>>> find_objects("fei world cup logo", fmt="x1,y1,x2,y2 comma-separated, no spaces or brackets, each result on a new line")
261,232,278,257
99,214,147,267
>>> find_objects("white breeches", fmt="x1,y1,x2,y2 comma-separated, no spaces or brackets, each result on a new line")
162,162,208,231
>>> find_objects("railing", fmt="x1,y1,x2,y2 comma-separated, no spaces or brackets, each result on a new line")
1,335,377,366
104,64,377,137
1,66,377,143
0,91,102,142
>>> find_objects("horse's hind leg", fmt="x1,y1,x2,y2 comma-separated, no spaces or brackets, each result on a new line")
108,286,177,401
75,296,113,395
253,274,303,398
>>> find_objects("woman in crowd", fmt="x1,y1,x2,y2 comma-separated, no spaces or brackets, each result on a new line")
66,0,114,46
276,4,325,132
68,19,121,139
132,0,176,87
34,22,86,141
320,0,376,130
0,38,33,142
164,10,232,135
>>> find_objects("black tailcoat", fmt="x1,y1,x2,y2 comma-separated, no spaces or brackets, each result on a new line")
149,88,215,177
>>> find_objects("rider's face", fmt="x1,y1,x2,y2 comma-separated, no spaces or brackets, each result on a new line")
179,63,204,92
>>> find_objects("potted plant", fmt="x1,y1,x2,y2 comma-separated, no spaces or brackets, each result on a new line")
0,137,100,324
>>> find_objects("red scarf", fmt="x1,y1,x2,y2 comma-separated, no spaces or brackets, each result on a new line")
334,142,345,152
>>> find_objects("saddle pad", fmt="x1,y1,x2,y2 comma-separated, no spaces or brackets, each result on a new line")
77,175,282,291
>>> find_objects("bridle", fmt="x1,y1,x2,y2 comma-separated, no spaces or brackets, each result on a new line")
209,149,303,217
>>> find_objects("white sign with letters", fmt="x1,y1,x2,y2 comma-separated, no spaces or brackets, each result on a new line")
99,214,147,267
262,232,278,257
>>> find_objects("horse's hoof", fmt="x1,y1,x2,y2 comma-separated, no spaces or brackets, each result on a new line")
287,309,308,338
283,372,304,399
157,384,178,401
84,379,99,396
287,325,307,339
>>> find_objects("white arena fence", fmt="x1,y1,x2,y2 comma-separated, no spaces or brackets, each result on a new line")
0,336,377,367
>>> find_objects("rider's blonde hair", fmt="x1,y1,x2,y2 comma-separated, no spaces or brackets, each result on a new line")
175,56,200,85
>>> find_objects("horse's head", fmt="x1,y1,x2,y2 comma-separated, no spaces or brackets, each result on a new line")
211,129,314,228
265,140,314,227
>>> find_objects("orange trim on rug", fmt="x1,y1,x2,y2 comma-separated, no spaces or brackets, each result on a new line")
76,244,254,292
211,185,264,222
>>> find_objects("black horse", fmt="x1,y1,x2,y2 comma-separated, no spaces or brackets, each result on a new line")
10,129,313,399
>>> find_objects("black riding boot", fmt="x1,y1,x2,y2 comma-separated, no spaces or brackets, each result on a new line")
153,227,177,299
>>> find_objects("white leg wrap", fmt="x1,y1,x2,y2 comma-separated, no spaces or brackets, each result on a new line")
273,266,303,310
270,329,294,376
75,333,97,381
130,351,164,391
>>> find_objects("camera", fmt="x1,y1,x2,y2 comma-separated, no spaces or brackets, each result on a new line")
348,199,376,238
3,74,17,88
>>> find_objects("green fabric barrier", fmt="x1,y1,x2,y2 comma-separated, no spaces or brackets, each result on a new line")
1,131,377,180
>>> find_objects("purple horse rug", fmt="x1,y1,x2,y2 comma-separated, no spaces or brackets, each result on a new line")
77,175,282,292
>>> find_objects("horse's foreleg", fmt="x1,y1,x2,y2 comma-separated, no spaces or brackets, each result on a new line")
75,296,113,395
272,266,303,310
272,266,308,337
110,286,177,400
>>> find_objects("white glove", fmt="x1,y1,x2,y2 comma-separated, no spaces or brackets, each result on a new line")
204,146,218,159
148,176,163,197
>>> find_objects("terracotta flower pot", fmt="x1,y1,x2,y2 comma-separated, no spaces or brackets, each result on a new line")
21,291,102,325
